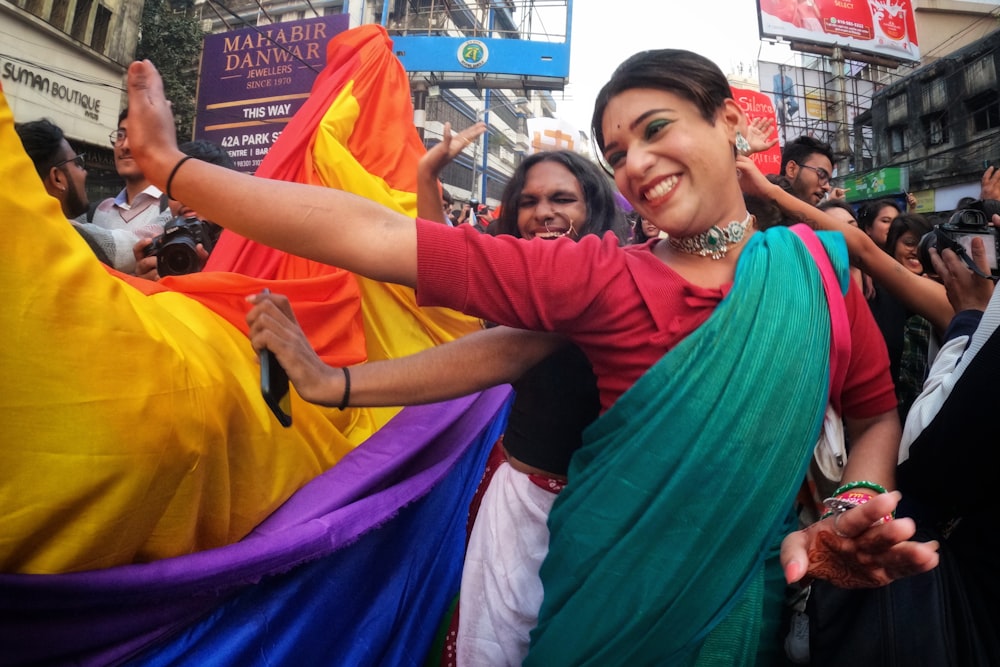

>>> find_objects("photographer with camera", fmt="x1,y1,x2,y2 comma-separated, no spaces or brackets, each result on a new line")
91,108,175,275
133,140,227,280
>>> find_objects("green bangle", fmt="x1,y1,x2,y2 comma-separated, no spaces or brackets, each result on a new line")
833,480,887,497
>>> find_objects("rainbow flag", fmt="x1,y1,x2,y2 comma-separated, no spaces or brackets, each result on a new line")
0,24,506,664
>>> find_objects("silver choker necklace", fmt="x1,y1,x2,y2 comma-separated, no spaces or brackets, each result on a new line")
668,212,753,260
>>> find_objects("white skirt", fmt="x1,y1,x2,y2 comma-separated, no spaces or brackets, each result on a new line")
456,461,558,667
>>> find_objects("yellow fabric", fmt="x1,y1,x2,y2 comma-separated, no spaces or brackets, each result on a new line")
0,91,359,574
1,26,481,573
309,81,483,441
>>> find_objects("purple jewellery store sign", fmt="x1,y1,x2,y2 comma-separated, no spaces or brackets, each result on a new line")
194,14,350,173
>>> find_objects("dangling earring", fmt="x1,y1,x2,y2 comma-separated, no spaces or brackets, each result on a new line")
735,131,751,157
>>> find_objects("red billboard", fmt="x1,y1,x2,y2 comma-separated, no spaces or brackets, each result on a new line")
757,0,919,63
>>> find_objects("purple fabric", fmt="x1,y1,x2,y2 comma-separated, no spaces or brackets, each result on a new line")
0,386,511,666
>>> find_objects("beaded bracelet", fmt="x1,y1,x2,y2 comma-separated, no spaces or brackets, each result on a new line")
832,480,887,497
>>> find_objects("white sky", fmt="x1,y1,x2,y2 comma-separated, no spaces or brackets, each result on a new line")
553,1,791,135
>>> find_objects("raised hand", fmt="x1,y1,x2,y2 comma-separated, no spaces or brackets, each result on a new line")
125,60,183,182
780,491,940,589
981,165,1000,201
746,116,778,155
420,122,487,179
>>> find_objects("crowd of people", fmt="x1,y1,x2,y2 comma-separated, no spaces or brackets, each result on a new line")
12,40,999,665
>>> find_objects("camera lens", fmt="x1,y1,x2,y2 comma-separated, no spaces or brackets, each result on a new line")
157,239,200,276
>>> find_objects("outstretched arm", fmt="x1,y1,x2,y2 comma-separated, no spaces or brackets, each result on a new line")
246,292,566,407
417,122,486,223
126,60,420,286
737,156,954,333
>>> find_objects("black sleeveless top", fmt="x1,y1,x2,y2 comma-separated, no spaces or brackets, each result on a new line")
501,342,601,477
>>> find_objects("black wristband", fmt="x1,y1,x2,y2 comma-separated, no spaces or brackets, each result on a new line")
165,155,195,201
338,366,351,410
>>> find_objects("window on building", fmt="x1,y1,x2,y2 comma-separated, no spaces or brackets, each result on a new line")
921,77,946,109
887,92,907,124
91,5,111,53
71,0,93,41
966,91,1000,133
922,112,949,146
50,0,70,31
889,125,907,155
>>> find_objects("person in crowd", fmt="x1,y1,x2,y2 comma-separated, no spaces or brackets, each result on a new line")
892,239,999,664
454,201,473,226
471,203,492,232
856,199,921,387
15,118,139,268
858,198,901,250
886,214,938,423
441,186,456,224
776,135,835,205
628,211,661,243
817,198,864,290
132,139,230,279
252,140,628,666
124,52,940,664
89,107,174,273
886,214,932,279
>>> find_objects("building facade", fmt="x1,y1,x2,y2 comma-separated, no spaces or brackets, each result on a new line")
2,0,145,196
864,28,1000,213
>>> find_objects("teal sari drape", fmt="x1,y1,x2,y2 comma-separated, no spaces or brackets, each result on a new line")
526,227,850,666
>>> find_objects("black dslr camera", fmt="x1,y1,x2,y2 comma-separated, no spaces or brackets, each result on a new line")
144,216,217,276
918,208,1000,279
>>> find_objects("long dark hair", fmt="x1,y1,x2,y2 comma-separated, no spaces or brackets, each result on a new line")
591,49,732,155
885,213,932,258
857,198,901,232
491,150,628,242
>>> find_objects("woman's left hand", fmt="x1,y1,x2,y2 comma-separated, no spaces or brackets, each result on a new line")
780,491,940,588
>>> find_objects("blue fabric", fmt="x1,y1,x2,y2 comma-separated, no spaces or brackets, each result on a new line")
0,389,511,667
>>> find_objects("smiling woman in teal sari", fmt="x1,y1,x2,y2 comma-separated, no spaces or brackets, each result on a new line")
122,47,941,666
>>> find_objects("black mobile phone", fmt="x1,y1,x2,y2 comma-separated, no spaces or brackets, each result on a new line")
259,290,292,427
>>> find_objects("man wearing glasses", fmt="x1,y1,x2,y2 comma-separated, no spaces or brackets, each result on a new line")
89,107,173,274
15,118,139,269
776,136,839,206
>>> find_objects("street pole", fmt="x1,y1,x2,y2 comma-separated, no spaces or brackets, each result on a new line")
468,94,529,205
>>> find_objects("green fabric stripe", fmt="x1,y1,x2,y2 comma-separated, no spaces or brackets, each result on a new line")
527,227,848,666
